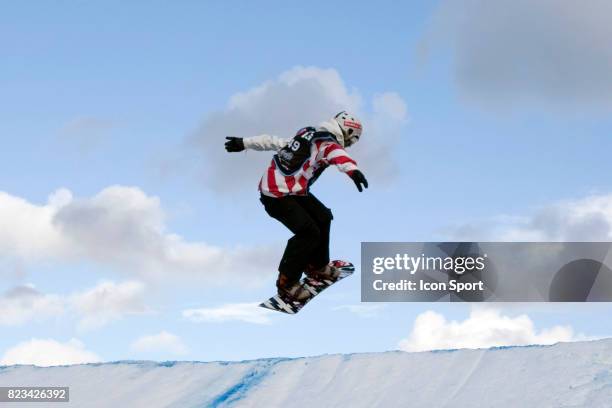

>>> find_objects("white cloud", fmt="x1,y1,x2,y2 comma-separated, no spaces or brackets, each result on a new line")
424,0,612,109
130,331,188,356
398,307,581,352
372,92,409,123
332,304,387,318
190,66,408,192
70,281,149,330
0,338,101,367
0,285,64,326
183,303,273,325
349,92,409,182
448,193,612,241
0,186,276,286
0,280,150,330
0,189,70,260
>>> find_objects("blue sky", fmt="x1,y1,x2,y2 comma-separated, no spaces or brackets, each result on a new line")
2,0,612,365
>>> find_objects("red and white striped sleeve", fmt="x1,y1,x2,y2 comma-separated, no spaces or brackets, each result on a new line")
318,141,359,175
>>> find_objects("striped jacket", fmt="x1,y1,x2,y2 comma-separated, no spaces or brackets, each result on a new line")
244,124,359,198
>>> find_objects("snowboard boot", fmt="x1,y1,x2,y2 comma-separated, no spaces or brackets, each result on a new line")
305,263,341,282
276,274,311,302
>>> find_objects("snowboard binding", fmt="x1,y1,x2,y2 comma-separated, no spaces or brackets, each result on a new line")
261,260,355,314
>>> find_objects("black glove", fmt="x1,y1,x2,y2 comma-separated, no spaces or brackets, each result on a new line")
225,137,245,152
349,170,368,192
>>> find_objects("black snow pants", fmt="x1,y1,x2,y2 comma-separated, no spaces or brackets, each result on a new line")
260,193,333,284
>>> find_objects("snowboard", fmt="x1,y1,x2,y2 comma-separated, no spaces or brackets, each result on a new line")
259,260,354,315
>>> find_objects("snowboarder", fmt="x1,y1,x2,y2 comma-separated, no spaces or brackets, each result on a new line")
224,111,368,302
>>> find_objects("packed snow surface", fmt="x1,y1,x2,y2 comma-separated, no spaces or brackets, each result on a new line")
1,339,612,407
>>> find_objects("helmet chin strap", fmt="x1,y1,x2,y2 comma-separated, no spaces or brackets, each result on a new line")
340,125,352,146
343,130,356,147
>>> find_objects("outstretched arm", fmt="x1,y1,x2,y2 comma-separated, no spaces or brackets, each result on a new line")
319,142,369,192
225,134,289,152
243,134,289,151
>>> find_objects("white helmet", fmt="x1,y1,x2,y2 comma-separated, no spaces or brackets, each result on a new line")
333,111,362,147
